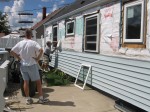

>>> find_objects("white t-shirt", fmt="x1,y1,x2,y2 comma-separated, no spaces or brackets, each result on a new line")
11,39,41,66
44,46,51,56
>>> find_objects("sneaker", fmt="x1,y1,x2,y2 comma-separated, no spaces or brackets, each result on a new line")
26,98,33,105
38,98,49,104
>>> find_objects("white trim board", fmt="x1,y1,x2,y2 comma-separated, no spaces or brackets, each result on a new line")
74,64,91,90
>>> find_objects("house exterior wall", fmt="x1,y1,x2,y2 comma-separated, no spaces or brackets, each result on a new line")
45,0,150,111
100,3,120,54
147,0,150,49
36,25,44,39
51,51,150,111
46,1,150,60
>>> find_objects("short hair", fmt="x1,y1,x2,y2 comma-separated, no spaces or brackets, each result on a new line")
25,29,32,37
46,41,51,46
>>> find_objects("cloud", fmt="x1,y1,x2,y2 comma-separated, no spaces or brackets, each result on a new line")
32,12,42,24
3,0,43,31
52,3,58,12
61,0,65,3
4,0,25,30
4,6,11,12
41,0,49,2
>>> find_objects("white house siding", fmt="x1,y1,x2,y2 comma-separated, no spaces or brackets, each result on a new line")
50,51,150,111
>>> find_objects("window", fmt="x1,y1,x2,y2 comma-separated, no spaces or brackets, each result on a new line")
84,14,99,52
52,25,58,47
66,20,75,36
123,0,144,43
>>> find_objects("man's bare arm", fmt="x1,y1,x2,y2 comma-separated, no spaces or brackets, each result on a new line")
37,48,43,61
33,48,43,62
10,50,21,61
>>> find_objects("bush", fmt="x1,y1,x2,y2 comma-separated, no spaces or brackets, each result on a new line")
44,69,71,86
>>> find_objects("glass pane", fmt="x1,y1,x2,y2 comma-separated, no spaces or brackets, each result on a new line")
126,4,142,39
67,22,74,34
86,16,97,26
86,26,97,35
76,66,91,87
85,43,96,51
86,17,97,35
86,36,96,41
53,37,57,41
53,27,57,37
53,40,57,47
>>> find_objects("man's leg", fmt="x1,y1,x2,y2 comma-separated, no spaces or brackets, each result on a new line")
36,79,49,103
20,65,34,105
23,80,29,97
23,80,33,104
29,64,49,103
36,79,43,96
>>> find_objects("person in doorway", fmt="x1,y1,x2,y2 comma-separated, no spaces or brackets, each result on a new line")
10,29,49,105
41,41,56,72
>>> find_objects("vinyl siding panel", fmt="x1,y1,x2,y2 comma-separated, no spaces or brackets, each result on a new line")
50,51,150,111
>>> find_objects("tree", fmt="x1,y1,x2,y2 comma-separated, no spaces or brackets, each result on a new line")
0,11,10,34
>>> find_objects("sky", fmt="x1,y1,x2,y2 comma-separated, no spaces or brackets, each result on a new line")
0,0,75,31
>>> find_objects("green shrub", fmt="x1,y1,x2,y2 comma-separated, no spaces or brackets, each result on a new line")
44,69,71,86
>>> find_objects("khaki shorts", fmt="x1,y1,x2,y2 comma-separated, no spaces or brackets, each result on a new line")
42,55,49,64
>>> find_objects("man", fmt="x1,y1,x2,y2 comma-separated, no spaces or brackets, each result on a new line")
10,29,48,104
41,41,56,72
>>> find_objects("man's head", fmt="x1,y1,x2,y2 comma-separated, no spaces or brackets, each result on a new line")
46,41,51,47
25,29,32,39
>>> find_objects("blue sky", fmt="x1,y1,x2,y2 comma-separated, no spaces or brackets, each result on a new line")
0,0,75,30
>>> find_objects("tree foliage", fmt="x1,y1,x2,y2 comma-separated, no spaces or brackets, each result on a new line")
0,11,10,34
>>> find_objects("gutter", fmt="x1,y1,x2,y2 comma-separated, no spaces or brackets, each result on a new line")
44,0,117,27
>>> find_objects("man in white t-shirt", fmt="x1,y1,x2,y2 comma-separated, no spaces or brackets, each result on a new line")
10,29,48,104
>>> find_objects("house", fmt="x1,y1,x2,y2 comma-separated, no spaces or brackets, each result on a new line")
44,0,150,111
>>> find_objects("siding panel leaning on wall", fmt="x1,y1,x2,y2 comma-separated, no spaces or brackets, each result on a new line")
50,51,150,111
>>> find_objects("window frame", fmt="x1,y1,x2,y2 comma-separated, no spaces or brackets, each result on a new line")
84,14,99,53
65,20,75,36
123,0,144,43
52,25,58,47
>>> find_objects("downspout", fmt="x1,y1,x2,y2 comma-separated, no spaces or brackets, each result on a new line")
119,0,122,48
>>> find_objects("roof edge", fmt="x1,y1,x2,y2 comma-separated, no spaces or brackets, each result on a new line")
44,0,117,26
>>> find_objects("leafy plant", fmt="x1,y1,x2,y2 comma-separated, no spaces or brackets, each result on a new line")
0,11,11,34
44,68,71,86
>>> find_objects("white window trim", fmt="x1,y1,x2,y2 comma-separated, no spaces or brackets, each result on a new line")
84,14,99,53
66,20,75,36
123,0,144,43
